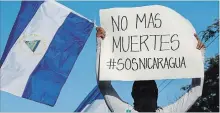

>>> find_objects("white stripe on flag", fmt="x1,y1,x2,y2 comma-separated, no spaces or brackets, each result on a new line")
0,1,71,96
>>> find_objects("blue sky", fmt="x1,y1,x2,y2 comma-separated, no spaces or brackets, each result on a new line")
0,1,219,112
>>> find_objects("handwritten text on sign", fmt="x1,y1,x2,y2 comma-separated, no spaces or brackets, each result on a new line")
99,5,204,81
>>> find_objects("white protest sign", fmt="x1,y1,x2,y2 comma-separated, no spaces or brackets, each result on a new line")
99,5,204,81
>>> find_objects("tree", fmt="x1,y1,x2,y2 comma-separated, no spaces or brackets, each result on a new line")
187,55,219,112
200,19,219,49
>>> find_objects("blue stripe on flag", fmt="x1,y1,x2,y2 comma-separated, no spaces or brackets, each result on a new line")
22,12,94,106
0,1,44,67
75,86,104,112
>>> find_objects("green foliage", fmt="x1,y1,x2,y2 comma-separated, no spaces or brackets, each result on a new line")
199,19,219,44
188,54,219,112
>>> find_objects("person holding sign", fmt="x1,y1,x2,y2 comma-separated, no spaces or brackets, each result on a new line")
96,27,205,112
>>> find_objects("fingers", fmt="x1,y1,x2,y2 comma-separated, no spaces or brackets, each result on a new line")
96,27,106,39
194,33,199,41
196,40,202,49
96,27,103,31
199,42,205,50
194,33,205,50
97,34,105,39
194,33,200,49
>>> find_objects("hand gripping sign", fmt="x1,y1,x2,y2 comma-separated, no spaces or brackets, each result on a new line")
99,5,204,81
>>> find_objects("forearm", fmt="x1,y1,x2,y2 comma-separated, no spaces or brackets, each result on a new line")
96,37,138,112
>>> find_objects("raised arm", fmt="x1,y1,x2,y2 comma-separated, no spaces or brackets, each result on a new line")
157,34,205,112
96,27,138,112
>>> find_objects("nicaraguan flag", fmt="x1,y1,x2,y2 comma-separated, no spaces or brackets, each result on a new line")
0,1,94,106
